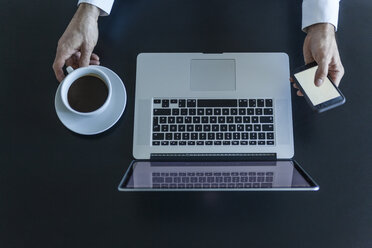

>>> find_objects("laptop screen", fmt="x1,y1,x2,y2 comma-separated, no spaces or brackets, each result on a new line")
118,160,318,191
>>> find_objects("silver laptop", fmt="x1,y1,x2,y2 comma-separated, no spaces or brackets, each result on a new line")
118,53,318,191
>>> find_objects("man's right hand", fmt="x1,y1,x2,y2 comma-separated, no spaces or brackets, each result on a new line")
53,3,101,82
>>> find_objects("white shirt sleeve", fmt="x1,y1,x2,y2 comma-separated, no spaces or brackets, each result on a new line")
302,0,340,32
77,0,114,16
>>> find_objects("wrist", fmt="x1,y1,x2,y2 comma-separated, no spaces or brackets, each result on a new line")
307,23,335,35
76,3,100,21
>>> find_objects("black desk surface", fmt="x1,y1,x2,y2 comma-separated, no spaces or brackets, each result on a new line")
1,0,372,247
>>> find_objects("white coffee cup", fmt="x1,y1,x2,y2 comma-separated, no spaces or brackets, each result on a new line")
60,66,112,116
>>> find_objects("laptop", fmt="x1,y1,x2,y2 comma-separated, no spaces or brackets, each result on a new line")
118,53,319,191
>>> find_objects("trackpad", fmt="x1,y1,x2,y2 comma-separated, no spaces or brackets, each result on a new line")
190,59,236,91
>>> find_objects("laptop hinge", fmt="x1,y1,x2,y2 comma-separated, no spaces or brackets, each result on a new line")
150,153,277,161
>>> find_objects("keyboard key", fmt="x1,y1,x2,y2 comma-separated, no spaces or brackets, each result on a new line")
237,124,244,131
199,133,206,140
170,141,178,145
239,108,246,115
200,117,209,124
179,141,186,145
240,141,248,145
152,141,160,145
161,141,169,145
187,125,194,132
178,125,185,132
264,108,273,115
161,125,169,132
170,99,177,104
214,141,222,145
222,108,229,115
239,99,248,107
181,109,188,115
250,133,257,139
197,109,204,115
255,108,262,115
189,109,196,115
216,133,223,140
191,133,198,140
258,133,265,139
195,125,202,131
243,116,250,123
153,125,160,132
210,117,217,123
208,133,215,140
205,141,213,145
265,99,273,107
267,141,274,145
242,133,249,140
261,183,272,188
232,141,239,145
176,117,183,123
170,125,177,131
214,109,221,115
257,99,264,107
185,117,192,123
172,109,179,115
182,133,190,140
153,133,164,140
168,117,175,123
247,108,254,115
258,141,265,145
220,125,227,131
229,124,236,131
260,116,273,123
166,133,172,140
206,109,213,115
153,99,161,104
254,125,261,131
245,125,252,132
249,99,256,107
187,99,196,107
267,132,274,139
153,109,171,115
188,141,195,145
227,117,234,123
197,141,204,145
203,125,211,132
162,99,169,107
224,133,232,140
218,117,225,123
223,141,231,145
252,117,259,123
249,141,257,145
233,133,240,139
231,108,238,115
179,99,186,107
212,125,219,131
235,116,242,123
262,124,274,131
174,133,181,140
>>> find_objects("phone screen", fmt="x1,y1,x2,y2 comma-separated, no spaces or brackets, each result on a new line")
294,66,340,106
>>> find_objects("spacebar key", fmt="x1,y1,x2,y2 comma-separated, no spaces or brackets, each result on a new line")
197,99,237,107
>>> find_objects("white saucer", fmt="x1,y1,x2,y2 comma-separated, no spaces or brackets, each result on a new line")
55,66,127,135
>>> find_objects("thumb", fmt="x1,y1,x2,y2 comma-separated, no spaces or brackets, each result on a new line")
314,60,329,87
79,46,92,68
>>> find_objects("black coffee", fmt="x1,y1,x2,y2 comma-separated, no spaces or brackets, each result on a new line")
67,75,108,113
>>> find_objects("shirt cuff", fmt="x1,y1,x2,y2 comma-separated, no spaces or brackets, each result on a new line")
77,0,114,16
302,0,340,32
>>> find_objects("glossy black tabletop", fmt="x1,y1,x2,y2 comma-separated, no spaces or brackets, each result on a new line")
1,0,372,247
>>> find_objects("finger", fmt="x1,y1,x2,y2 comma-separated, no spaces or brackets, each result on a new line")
53,51,71,82
79,46,93,68
314,60,329,87
89,60,100,65
91,53,100,61
292,83,299,89
289,77,294,83
297,90,303,97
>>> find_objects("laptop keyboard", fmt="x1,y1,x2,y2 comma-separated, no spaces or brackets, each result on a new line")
152,171,274,188
152,99,275,146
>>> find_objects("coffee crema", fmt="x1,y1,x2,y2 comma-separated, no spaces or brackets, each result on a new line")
67,75,108,113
